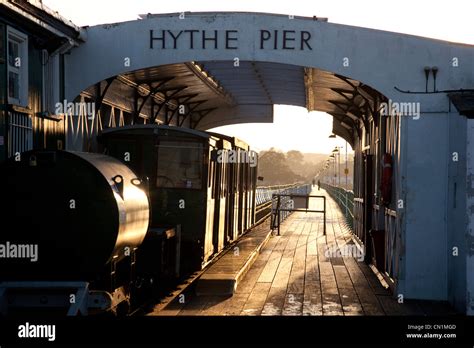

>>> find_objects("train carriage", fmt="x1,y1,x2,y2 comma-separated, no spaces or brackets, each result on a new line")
244,151,258,231
0,125,261,316
99,125,224,274
248,156,258,227
206,132,258,243
211,137,233,254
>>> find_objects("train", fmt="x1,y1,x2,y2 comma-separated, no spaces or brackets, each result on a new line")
0,125,258,315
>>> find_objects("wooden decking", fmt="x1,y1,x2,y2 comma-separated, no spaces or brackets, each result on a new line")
151,188,455,316
195,220,272,296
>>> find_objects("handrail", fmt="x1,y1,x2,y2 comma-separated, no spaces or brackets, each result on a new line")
254,183,311,225
321,183,354,230
256,182,304,190
255,183,307,206
271,193,326,236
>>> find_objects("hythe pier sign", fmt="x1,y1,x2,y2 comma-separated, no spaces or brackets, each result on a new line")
149,29,313,50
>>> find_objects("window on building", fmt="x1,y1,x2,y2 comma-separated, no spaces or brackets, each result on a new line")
7,27,28,106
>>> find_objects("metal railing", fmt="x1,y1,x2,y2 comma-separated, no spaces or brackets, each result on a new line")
271,193,326,236
255,183,311,225
8,111,33,158
321,183,354,230
256,183,305,205
384,208,399,285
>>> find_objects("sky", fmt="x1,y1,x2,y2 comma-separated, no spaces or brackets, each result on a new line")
43,0,474,153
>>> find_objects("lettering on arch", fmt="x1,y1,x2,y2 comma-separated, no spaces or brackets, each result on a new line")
149,29,312,50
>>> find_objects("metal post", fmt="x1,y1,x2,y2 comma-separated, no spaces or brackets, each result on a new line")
277,195,281,236
345,141,348,189
345,192,348,219
338,151,341,187
323,196,326,235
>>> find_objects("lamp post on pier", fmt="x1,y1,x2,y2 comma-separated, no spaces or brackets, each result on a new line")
332,146,342,187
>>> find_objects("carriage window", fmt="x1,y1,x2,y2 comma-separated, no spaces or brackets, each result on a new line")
156,140,203,189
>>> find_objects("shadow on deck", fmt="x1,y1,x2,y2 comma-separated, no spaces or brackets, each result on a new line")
149,188,457,316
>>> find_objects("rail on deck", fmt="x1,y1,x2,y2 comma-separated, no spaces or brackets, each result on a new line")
255,183,311,225
320,183,354,230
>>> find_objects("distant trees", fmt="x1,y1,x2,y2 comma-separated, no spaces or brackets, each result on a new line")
286,150,304,168
257,148,321,186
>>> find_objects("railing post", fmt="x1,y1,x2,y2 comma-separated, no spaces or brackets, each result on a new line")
323,196,326,235
277,195,281,236
345,191,348,220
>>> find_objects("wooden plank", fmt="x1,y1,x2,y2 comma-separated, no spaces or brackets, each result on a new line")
330,255,346,266
273,235,290,252
318,218,326,238
221,293,250,315
357,262,391,296
241,282,272,315
177,295,211,315
354,286,385,316
278,220,296,237
333,265,354,289
321,286,343,315
282,220,302,258
294,243,307,261
199,296,233,316
196,219,274,296
199,299,227,315
303,281,323,316
261,286,286,315
377,295,424,316
298,223,311,244
343,257,373,289
296,221,310,251
282,293,304,316
339,287,364,316
306,222,318,256
319,261,337,291
319,238,343,318
257,250,283,283
282,235,299,258
302,221,312,236
305,255,319,282
260,235,280,256
324,191,385,317
377,295,408,316
271,257,293,288
151,297,186,316
287,245,306,294
235,258,268,294
317,243,330,263
319,253,343,316
195,293,250,316
325,228,336,248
